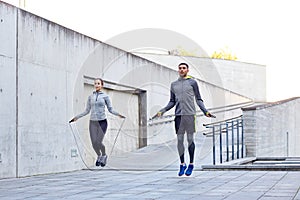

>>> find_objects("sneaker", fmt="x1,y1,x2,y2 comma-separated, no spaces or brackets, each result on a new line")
185,164,194,176
178,164,187,176
100,155,107,167
95,155,102,166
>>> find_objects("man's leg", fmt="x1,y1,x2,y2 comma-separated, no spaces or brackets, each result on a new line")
175,116,185,163
187,133,195,164
177,134,187,176
175,116,187,176
185,133,195,176
177,133,185,164
185,115,196,176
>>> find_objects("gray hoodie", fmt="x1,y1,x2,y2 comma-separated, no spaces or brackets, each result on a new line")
75,91,120,121
160,76,208,116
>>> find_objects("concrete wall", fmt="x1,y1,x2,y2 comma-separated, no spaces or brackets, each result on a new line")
0,2,254,178
212,59,266,102
243,97,300,157
134,53,266,102
0,1,17,178
17,8,97,177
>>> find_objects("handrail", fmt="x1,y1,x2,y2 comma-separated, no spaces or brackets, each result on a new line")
203,115,243,127
203,115,244,165
203,118,242,136
148,101,253,126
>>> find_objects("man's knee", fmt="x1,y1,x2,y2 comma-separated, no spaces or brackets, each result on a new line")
187,134,194,145
177,134,184,143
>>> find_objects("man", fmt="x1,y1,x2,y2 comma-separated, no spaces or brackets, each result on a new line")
156,63,215,176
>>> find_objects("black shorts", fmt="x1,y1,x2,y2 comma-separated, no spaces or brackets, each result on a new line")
174,115,196,134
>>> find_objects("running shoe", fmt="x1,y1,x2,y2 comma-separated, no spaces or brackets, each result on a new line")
100,155,107,167
95,155,102,166
178,164,187,176
185,164,194,176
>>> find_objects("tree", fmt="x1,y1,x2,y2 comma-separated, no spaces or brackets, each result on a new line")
211,46,237,60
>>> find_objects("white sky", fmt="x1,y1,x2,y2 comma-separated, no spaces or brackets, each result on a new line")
4,0,300,101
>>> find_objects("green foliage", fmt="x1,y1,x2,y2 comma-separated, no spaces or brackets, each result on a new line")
211,46,237,60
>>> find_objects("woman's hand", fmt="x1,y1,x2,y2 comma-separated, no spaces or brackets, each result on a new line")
119,114,126,118
69,117,77,123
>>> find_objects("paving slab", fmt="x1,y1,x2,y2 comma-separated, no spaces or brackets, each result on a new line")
1,137,300,199
1,170,300,200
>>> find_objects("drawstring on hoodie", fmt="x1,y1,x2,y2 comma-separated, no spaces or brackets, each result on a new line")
95,91,100,101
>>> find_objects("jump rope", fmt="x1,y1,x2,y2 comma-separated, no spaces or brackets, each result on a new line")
68,118,126,171
69,116,217,171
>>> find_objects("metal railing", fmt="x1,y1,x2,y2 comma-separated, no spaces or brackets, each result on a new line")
203,115,244,165
148,101,253,126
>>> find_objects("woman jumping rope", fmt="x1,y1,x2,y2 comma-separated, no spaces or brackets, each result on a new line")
69,78,125,167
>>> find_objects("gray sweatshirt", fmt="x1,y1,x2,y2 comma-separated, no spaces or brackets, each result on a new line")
160,76,208,116
75,91,120,121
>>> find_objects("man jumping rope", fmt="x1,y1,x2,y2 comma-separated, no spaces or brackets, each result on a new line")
155,63,215,176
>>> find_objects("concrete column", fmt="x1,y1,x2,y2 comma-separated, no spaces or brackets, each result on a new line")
242,109,257,157
138,90,147,148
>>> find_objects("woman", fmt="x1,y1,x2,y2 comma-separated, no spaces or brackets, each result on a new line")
70,78,125,167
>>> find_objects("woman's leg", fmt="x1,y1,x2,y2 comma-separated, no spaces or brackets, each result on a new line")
89,120,108,155
98,119,108,156
89,121,101,156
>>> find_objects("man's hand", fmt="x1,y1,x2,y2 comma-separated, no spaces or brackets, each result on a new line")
156,112,162,117
150,112,162,120
205,112,216,118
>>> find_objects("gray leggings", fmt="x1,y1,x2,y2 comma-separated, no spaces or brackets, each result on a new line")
177,133,195,164
175,115,196,164
89,120,108,156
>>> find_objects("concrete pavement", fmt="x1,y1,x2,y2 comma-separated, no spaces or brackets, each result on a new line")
1,138,300,200
1,169,300,200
